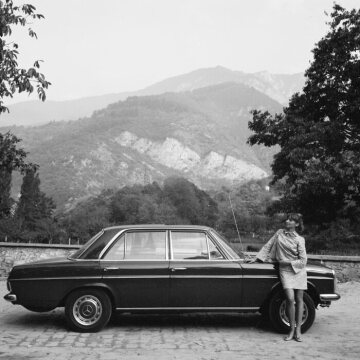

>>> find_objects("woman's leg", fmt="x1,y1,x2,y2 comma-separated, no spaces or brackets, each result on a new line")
295,289,304,339
284,288,295,340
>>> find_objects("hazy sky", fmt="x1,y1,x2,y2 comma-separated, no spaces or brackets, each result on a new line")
9,0,360,102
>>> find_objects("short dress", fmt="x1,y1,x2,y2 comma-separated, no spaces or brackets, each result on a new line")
256,229,307,290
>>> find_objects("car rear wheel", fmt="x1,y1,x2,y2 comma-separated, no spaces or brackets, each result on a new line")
268,290,316,333
65,289,112,332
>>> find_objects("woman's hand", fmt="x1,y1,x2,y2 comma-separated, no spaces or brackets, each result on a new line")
245,257,260,263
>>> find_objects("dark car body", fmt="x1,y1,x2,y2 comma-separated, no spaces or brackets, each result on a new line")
4,225,340,332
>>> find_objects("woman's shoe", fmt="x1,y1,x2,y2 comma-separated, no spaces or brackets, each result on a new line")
294,335,303,342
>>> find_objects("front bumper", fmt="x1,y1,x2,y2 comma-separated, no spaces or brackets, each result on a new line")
4,293,17,304
319,293,341,301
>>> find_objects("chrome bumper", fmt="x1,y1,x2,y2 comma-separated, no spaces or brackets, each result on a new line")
4,293,17,303
319,293,341,301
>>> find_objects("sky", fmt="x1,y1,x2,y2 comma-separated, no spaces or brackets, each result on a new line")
8,0,360,103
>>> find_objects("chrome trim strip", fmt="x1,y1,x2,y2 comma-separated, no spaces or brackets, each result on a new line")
70,259,100,262
103,275,169,279
206,234,210,260
10,276,102,281
308,276,333,280
101,259,170,262
307,269,334,274
115,306,260,311
168,259,232,262
171,275,242,279
320,293,341,301
242,275,278,279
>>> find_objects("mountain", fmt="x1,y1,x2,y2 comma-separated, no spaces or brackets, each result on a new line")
0,66,304,126
142,66,305,105
3,82,282,210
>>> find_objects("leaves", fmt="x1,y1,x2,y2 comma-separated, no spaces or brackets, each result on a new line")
0,0,50,113
247,3,360,224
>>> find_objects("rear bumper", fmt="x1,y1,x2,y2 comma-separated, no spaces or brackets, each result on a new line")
319,293,341,301
4,293,17,304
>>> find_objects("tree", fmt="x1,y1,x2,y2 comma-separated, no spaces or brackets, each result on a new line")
16,168,55,234
0,0,49,221
247,4,360,224
163,177,218,226
0,132,35,218
0,0,50,113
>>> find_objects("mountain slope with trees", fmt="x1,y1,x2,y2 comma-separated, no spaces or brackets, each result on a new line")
2,82,282,210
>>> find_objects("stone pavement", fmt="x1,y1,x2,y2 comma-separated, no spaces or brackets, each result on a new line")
0,280,359,360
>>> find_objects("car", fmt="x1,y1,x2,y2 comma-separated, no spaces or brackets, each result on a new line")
4,224,340,332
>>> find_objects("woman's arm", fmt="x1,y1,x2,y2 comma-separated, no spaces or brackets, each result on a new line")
290,237,307,273
256,230,280,263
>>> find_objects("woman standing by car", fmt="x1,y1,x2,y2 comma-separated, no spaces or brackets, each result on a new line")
254,213,307,342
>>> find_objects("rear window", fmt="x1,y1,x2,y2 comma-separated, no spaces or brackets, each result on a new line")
76,229,122,259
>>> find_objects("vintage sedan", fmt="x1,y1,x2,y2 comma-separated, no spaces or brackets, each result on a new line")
4,225,340,332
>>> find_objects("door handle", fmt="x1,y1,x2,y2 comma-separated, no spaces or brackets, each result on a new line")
171,267,187,272
103,267,120,271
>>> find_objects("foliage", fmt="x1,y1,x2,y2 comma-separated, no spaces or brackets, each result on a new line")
16,168,55,229
248,4,360,225
0,0,50,113
0,167,60,243
59,178,219,244
212,179,278,240
163,177,218,227
0,132,35,218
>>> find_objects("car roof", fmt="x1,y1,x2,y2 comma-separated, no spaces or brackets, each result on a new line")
103,224,212,231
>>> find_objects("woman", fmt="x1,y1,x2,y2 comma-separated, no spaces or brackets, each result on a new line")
254,213,307,342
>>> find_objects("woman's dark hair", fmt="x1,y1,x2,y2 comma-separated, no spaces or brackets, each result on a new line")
287,213,304,232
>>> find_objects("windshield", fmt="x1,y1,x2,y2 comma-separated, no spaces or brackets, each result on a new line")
210,230,242,260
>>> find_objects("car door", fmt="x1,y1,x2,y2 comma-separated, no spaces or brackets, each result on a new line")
100,229,170,309
169,230,243,309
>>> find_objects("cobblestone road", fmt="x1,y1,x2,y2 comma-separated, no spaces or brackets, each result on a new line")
0,280,359,360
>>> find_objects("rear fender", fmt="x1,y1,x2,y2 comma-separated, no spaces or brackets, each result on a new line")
59,283,116,308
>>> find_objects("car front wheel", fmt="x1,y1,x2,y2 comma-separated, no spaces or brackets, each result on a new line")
65,289,112,332
268,290,316,333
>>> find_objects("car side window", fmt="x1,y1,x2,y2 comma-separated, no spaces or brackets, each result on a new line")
103,234,125,260
105,231,167,260
125,231,166,260
171,232,209,260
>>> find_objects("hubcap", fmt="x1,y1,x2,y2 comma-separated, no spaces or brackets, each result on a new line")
73,295,102,326
279,300,308,326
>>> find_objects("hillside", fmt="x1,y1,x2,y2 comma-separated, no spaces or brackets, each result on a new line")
0,66,302,127
2,82,281,210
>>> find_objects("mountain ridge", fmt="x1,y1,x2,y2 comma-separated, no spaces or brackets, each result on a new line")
0,66,303,126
